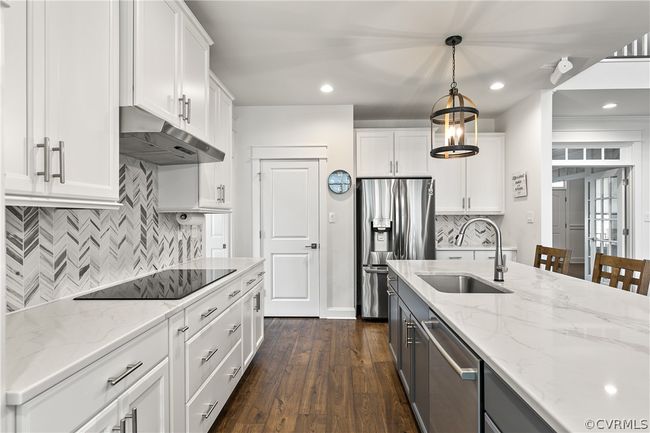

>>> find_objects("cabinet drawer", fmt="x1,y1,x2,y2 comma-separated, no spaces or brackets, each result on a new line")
436,250,474,260
241,265,265,294
186,341,243,433
475,250,516,263
186,301,242,400
484,365,554,433
16,321,167,433
185,279,242,339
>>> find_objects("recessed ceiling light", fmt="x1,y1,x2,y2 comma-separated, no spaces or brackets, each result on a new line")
320,84,333,93
604,384,618,395
490,82,505,90
602,103,617,109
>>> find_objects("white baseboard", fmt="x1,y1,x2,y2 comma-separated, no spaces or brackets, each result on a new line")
322,307,356,320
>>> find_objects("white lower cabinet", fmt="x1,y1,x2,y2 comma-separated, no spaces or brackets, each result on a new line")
118,359,170,433
73,401,119,433
10,265,265,433
437,248,518,263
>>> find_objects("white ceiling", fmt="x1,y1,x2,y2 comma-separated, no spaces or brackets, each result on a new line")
187,1,650,119
553,89,650,117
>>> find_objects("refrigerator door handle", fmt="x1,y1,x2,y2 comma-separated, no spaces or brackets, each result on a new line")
363,267,389,274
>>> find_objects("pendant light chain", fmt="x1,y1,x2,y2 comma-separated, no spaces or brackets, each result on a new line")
451,45,457,89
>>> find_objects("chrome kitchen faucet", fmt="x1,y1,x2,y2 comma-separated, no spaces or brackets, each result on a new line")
455,218,508,282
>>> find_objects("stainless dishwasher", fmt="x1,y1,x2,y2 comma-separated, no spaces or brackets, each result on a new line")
423,311,481,433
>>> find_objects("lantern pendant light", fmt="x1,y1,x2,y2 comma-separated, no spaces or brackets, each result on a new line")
430,35,479,159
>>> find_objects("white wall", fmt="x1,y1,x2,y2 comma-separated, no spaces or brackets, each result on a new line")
232,105,355,318
553,116,650,259
496,91,554,265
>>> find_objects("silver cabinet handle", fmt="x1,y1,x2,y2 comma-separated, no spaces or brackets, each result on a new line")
221,184,225,202
229,366,242,380
177,325,189,334
52,140,65,184
36,137,51,182
179,95,186,121
468,197,471,209
201,307,218,319
202,401,219,420
395,160,399,173
386,289,395,296
258,271,265,277
186,98,191,124
389,160,393,173
462,197,465,209
216,185,221,202
201,348,219,363
108,361,143,386
246,278,256,285
229,322,242,335
405,320,414,345
254,292,261,312
422,320,477,380
123,408,137,433
448,256,463,260
229,289,241,298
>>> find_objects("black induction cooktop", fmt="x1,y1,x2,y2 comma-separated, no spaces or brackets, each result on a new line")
74,268,236,300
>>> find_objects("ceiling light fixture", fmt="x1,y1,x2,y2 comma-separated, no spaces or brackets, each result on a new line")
430,35,479,159
549,57,573,85
602,103,617,109
490,82,505,91
320,83,333,93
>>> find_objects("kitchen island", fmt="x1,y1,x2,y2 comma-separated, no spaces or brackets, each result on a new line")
387,259,650,433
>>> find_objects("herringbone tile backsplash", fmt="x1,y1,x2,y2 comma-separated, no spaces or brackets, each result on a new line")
5,156,203,312
435,215,502,247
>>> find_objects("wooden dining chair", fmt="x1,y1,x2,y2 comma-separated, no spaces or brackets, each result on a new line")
533,245,572,275
592,253,650,296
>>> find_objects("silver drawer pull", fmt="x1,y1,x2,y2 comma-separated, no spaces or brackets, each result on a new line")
229,289,242,298
107,361,143,386
229,323,241,335
177,326,189,334
448,256,462,260
229,366,242,380
200,307,218,319
201,348,219,363
246,278,256,285
422,320,477,381
201,401,219,420
386,289,395,296
258,271,266,277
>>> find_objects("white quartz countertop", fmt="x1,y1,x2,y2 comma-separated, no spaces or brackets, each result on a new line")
5,257,264,406
387,259,650,433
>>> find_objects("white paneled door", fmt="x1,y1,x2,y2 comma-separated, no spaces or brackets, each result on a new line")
261,160,320,316
204,214,230,258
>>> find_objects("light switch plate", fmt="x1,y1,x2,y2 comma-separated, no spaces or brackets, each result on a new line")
644,213,650,222
527,211,535,224
329,212,336,223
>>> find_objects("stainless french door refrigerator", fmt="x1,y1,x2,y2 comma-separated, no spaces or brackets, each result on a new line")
357,178,436,319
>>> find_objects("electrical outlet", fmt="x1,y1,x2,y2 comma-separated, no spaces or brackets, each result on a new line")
644,213,650,222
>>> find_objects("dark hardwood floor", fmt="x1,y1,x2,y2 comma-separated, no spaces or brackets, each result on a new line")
209,318,419,433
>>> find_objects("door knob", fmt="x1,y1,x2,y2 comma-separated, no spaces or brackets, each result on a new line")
305,243,319,249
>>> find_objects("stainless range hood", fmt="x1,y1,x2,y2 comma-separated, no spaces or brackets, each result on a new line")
119,106,224,165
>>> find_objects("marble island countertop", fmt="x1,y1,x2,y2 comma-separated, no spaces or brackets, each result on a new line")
4,257,264,406
387,259,650,433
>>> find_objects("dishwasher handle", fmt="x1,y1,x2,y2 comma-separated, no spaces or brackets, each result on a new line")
422,319,478,381
363,267,388,274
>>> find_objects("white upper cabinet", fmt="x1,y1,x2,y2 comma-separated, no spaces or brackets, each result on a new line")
430,132,505,215
466,134,505,214
121,0,212,138
180,17,210,142
356,129,433,178
356,130,394,177
128,0,181,125
3,0,119,206
394,129,431,177
159,73,234,213
429,155,466,214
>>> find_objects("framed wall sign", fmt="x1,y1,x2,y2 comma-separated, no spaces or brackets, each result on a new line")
327,169,351,194
512,172,528,198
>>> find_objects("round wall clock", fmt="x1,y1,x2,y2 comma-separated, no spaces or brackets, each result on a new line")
327,169,352,194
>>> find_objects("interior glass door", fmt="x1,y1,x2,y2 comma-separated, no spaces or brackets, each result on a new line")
585,168,628,280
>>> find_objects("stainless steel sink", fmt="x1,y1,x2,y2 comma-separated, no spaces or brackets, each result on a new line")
417,274,512,294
